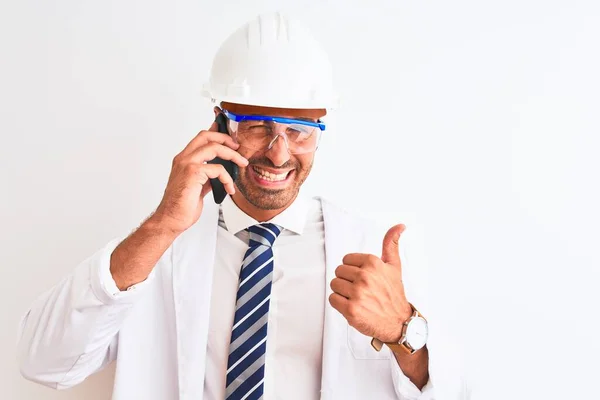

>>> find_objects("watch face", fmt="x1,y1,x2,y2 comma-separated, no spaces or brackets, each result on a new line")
405,317,428,350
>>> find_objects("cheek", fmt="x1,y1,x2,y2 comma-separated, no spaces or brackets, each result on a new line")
237,148,258,160
296,153,315,173
237,149,259,174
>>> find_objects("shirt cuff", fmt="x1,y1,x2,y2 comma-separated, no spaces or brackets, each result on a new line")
90,238,156,305
389,347,435,400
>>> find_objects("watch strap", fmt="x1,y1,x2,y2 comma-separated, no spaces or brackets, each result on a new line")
371,303,426,355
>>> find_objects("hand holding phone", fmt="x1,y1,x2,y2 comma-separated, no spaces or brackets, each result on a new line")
151,118,247,235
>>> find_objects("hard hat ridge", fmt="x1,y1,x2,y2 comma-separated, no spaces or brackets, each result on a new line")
201,11,339,110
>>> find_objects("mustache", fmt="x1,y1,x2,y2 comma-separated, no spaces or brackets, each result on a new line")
247,156,298,170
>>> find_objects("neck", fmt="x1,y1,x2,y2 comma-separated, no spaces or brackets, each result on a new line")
230,191,297,222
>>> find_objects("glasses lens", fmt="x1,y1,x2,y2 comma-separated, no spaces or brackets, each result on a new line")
234,120,322,154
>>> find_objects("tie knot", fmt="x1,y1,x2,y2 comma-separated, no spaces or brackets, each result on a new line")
247,223,282,247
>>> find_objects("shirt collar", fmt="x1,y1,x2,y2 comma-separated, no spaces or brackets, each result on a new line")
221,192,310,236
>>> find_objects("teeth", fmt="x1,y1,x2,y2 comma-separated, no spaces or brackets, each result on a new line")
253,166,289,182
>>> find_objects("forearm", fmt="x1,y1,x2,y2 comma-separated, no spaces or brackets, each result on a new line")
392,346,429,391
110,214,180,290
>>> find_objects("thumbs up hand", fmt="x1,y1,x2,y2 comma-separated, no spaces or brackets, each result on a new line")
329,224,413,343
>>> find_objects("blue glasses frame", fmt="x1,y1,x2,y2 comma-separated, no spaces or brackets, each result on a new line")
222,109,326,131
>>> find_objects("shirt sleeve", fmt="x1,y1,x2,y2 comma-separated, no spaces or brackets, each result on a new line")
387,324,471,400
18,237,158,389
389,349,435,400
96,241,156,300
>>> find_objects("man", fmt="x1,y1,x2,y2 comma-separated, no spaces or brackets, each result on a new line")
18,12,468,400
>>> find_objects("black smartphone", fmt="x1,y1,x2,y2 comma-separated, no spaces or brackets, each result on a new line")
207,113,239,204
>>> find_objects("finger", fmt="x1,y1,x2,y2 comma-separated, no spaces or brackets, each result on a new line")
330,277,354,299
200,182,213,198
328,292,349,316
197,163,236,195
181,128,239,156
335,264,361,282
381,224,406,267
342,253,369,267
188,143,249,168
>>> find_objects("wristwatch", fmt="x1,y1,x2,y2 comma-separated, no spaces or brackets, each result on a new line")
371,303,428,355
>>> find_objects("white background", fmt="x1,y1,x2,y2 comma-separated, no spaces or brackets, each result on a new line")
1,0,599,399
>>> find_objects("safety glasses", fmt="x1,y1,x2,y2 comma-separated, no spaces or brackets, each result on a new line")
222,109,326,155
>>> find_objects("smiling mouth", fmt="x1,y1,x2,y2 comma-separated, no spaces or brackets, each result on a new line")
252,166,292,182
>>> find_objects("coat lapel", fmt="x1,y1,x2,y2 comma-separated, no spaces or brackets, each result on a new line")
172,200,220,400
319,197,368,399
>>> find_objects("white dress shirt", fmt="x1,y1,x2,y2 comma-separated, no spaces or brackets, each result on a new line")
203,194,327,399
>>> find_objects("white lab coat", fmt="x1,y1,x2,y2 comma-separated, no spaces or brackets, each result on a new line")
18,197,469,399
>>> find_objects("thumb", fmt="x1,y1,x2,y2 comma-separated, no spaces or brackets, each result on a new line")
381,224,406,267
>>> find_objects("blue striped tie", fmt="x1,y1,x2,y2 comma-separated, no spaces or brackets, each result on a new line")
225,223,282,400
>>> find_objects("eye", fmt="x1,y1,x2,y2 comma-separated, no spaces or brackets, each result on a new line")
245,125,272,135
287,125,314,141
288,124,311,134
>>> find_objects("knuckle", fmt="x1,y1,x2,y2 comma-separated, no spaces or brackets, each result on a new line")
207,142,227,157
182,163,199,175
330,278,340,291
334,265,343,277
172,153,182,166
217,164,232,180
353,279,370,296
347,303,360,320
355,281,369,296
355,269,368,282
350,287,362,300
365,254,380,265
210,162,225,172
205,141,219,149
198,142,215,156
328,292,336,305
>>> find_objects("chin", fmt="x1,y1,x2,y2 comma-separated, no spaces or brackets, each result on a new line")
249,190,296,210
239,182,298,211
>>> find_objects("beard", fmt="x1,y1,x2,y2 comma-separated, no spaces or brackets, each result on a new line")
236,155,312,210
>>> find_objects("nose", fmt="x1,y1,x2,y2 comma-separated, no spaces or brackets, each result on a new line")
265,135,291,167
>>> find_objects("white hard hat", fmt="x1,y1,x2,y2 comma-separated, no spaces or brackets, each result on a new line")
201,12,339,110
